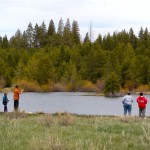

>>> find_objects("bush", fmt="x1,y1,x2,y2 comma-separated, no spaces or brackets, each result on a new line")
135,85,150,93
53,82,66,92
14,80,41,92
96,79,105,93
37,114,54,127
78,80,97,92
58,112,75,126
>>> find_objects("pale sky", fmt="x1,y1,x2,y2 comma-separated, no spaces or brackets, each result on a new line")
1,0,150,40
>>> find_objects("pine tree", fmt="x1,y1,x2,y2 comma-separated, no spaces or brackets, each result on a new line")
39,21,47,47
129,28,137,49
63,18,73,46
138,27,144,40
33,23,40,47
57,18,64,36
22,31,28,48
10,29,23,49
143,27,150,48
72,20,80,44
83,32,90,43
2,35,9,48
47,19,56,36
94,34,102,45
33,22,47,48
0,36,2,48
104,72,120,96
26,22,34,48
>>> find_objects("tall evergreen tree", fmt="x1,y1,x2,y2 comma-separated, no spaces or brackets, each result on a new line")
138,27,144,40
22,31,28,48
102,33,115,50
94,34,102,45
143,27,150,48
39,21,47,47
2,35,9,49
57,18,64,36
104,72,120,96
46,19,57,46
72,20,80,44
0,36,2,48
26,22,34,48
47,19,56,36
129,28,137,49
116,29,129,45
83,32,90,43
33,22,47,47
63,18,73,46
33,23,40,47
10,29,23,49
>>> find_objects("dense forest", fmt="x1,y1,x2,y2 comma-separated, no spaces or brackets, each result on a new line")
0,18,150,94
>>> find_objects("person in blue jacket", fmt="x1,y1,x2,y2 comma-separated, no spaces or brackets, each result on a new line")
2,92,9,112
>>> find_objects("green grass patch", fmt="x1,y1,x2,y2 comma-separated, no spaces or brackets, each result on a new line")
0,113,150,150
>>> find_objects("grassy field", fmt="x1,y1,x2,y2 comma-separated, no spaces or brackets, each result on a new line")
0,112,150,150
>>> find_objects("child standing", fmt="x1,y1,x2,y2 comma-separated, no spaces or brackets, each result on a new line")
3,92,9,112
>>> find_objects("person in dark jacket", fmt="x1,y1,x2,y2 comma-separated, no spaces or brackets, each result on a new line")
2,92,9,112
137,92,148,117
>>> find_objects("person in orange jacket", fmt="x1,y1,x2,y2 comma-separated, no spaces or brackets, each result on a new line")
137,92,148,117
13,85,23,112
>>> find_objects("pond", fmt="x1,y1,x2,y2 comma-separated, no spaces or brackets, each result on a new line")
0,92,150,116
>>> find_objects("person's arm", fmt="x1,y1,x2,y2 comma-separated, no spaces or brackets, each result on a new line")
20,89,23,94
131,96,133,103
122,96,125,104
145,97,147,104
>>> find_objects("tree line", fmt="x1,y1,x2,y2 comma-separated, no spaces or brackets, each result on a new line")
0,18,150,94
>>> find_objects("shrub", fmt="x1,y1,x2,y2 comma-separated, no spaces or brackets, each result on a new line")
78,80,97,92
96,79,105,93
14,80,41,92
53,82,66,92
135,85,150,93
37,114,54,127
58,112,75,126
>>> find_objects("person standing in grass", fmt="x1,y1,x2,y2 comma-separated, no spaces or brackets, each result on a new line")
122,92,133,116
137,92,148,117
2,92,9,112
13,85,23,112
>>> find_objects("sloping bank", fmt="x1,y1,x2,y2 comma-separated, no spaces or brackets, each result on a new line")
0,112,149,150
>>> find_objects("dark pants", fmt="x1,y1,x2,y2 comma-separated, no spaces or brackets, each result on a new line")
124,104,132,116
4,105,8,112
14,100,19,111
139,108,146,117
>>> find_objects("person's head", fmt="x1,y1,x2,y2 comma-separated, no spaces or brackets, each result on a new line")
140,92,143,96
127,92,131,95
15,85,19,88
4,92,7,96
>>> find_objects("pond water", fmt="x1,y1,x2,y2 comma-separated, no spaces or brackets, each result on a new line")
0,92,150,116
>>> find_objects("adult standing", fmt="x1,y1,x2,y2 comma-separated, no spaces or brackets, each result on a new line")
122,92,133,116
137,92,148,117
13,85,23,112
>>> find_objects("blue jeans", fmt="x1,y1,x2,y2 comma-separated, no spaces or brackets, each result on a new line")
123,104,132,116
